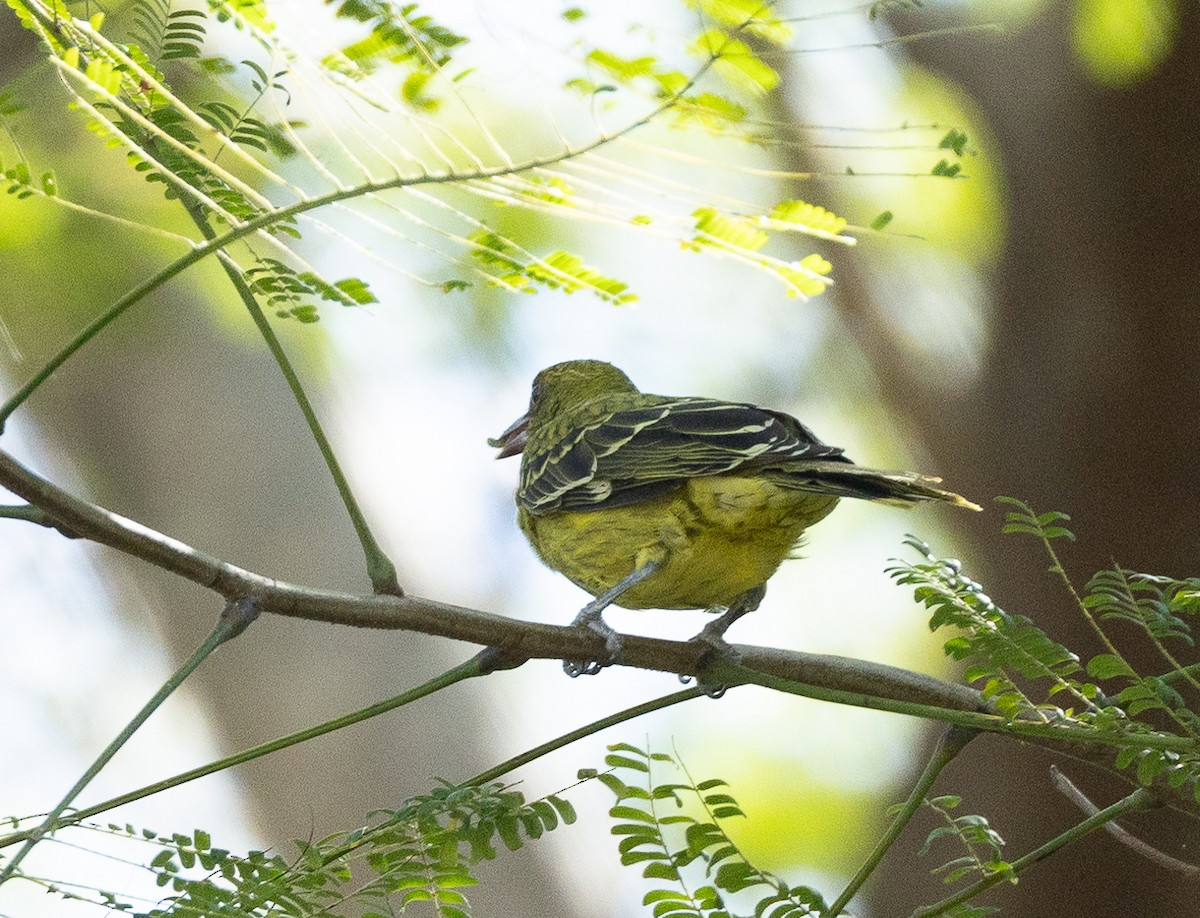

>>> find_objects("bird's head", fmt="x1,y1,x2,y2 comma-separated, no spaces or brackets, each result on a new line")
488,360,639,458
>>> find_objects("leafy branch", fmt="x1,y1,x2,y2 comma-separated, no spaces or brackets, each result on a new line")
2,2,1192,915
917,795,1010,889
15,780,577,916
3,454,1198,914
594,742,827,918
886,511,1200,807
594,741,1164,918
1,441,1196,816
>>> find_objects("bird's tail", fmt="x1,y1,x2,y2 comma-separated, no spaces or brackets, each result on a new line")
775,461,982,511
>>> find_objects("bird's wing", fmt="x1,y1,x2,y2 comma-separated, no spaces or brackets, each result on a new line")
518,397,846,513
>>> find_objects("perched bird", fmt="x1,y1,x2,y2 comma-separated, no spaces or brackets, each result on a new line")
490,359,979,675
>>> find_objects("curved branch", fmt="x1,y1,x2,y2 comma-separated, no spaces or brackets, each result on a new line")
0,24,728,430
1050,766,1200,877
0,442,1196,819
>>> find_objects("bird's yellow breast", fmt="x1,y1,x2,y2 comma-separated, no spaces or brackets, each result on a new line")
519,476,839,610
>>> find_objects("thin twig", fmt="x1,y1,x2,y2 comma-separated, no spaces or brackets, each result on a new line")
1051,766,1200,878
1,443,1199,819
827,725,978,916
0,598,260,886
911,787,1157,918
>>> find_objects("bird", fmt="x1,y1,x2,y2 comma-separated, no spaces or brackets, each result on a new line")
490,359,979,675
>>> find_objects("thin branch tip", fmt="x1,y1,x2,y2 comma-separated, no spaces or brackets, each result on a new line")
1051,766,1197,876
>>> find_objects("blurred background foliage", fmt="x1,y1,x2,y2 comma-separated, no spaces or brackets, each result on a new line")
0,0,1196,916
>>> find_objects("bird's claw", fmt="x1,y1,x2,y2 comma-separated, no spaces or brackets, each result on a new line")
685,587,765,689
563,610,623,677
685,623,739,687
564,659,604,678
678,646,730,698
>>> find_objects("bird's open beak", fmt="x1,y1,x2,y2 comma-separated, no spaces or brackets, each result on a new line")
487,413,529,458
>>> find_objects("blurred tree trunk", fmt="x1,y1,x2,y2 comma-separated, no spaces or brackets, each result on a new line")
781,3,1200,915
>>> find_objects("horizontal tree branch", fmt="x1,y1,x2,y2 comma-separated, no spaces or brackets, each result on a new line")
1,444,1197,818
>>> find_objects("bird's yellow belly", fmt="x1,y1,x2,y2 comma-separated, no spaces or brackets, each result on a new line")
520,476,838,610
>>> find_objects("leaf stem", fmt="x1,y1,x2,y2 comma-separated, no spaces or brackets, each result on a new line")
910,787,1156,918
1051,765,1196,875
0,597,259,886
313,686,706,866
0,503,59,528
705,659,1197,754
1158,661,1200,687
465,687,705,786
187,200,398,594
826,725,978,916
0,650,488,852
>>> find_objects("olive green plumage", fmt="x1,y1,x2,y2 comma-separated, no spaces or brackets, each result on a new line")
491,359,979,613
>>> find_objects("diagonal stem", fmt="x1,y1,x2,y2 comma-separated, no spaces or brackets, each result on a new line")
0,650,495,851
185,205,399,595
826,725,978,916
465,686,706,786
0,24,729,431
911,787,1157,918
0,597,260,886
0,503,72,534
321,685,707,865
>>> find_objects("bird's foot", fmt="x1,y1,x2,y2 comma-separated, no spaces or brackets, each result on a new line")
689,584,766,652
692,612,739,652
561,561,662,678
563,601,623,678
687,624,738,697
683,662,732,699
687,620,738,694
686,586,767,693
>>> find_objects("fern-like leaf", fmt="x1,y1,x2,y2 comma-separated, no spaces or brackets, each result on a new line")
323,0,467,78
162,9,208,60
597,744,826,918
889,537,1082,719
918,795,1011,888
466,230,635,304
14,779,575,915
128,0,207,62
996,495,1075,543
1084,567,1194,645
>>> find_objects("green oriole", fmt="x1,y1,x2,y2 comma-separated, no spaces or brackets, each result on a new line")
491,360,979,673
